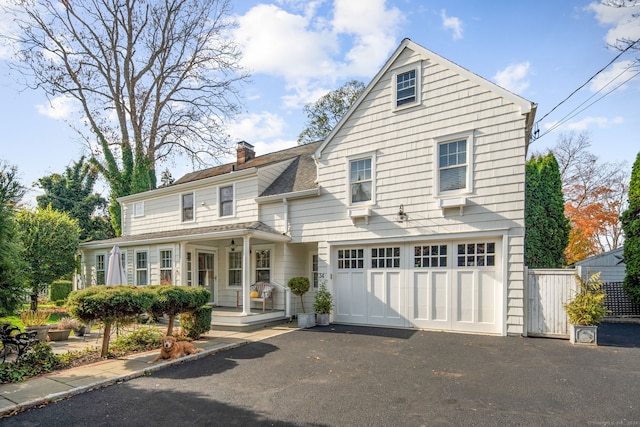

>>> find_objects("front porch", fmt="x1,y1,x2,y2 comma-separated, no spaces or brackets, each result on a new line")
210,306,289,332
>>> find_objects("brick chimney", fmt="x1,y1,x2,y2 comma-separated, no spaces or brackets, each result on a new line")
236,141,255,165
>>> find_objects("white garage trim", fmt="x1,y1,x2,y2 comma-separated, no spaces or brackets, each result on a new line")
331,237,505,335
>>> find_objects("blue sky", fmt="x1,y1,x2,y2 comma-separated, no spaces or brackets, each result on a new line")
1,0,639,205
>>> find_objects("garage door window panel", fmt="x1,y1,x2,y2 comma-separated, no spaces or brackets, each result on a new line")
371,247,400,268
414,245,447,268
338,249,364,269
457,243,495,267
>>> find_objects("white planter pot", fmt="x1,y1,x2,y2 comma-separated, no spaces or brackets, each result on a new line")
316,313,330,326
297,313,316,328
569,324,598,345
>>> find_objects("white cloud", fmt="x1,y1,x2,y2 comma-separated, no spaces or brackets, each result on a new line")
35,95,77,120
234,0,402,108
590,60,637,92
493,62,531,94
587,1,640,46
440,9,463,40
226,111,287,142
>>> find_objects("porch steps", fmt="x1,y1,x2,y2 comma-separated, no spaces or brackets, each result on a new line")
211,309,290,332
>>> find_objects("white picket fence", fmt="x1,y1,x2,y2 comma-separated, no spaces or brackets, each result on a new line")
525,267,581,338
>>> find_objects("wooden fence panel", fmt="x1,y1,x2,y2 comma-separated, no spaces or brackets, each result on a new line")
526,268,579,338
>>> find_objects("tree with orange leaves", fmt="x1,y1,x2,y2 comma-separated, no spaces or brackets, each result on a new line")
550,132,629,264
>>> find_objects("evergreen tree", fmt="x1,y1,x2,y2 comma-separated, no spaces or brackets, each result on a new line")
525,153,570,268
36,157,114,242
0,161,28,316
621,151,640,304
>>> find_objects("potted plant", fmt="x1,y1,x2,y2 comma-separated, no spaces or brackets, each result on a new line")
564,272,609,345
288,276,315,328
47,317,74,341
313,282,333,326
20,310,52,342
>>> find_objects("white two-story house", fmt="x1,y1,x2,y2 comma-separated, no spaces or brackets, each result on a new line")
79,38,536,335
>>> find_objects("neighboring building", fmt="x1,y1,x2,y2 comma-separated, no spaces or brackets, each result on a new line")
574,247,626,283
79,38,536,335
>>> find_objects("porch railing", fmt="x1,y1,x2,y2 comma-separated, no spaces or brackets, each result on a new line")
270,280,291,319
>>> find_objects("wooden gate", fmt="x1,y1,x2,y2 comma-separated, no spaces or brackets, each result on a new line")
525,267,580,338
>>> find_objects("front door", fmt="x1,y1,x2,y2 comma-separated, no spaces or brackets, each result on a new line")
198,252,215,303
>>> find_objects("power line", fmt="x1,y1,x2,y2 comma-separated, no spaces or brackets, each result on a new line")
535,67,640,140
534,37,640,126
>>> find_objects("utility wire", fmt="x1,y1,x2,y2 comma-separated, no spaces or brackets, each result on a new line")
535,37,640,126
535,67,640,140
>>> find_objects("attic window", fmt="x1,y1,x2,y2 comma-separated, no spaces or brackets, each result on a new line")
393,63,421,110
396,70,416,106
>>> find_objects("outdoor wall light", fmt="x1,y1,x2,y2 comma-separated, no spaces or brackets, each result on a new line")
396,205,408,223
230,239,237,251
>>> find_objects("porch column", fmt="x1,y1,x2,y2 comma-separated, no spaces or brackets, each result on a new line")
241,235,251,315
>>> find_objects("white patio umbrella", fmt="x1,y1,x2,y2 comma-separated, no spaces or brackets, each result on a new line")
105,245,127,285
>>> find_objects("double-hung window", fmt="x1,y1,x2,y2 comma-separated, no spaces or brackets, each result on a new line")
228,251,242,287
436,133,473,196
220,185,233,217
396,70,416,106
349,157,372,204
96,254,106,285
136,251,148,286
160,250,172,285
255,249,271,282
393,63,421,109
182,193,194,222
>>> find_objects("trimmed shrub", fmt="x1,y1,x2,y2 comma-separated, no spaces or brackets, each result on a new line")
148,286,210,335
66,285,155,357
288,276,310,313
50,280,73,302
180,305,212,339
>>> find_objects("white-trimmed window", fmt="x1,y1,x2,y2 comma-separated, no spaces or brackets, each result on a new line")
96,254,106,285
393,63,421,109
182,192,194,222
349,156,375,205
414,245,448,268
186,252,193,287
435,133,473,196
134,201,144,217
255,249,271,282
228,251,242,287
457,242,495,267
220,185,234,217
160,250,173,285
135,251,148,286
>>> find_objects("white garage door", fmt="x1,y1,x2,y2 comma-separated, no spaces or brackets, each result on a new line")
334,241,502,334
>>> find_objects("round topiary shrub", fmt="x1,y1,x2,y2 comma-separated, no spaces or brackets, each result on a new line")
288,276,310,313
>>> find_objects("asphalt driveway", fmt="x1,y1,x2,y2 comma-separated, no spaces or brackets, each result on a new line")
4,322,640,426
